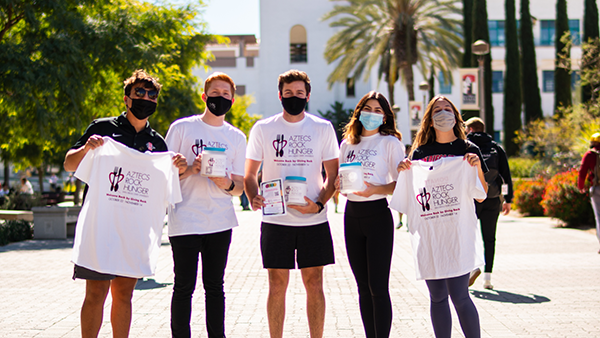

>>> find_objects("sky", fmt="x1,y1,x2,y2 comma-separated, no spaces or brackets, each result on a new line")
166,0,260,37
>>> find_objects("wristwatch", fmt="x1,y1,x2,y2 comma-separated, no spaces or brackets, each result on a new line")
225,180,235,192
315,201,324,214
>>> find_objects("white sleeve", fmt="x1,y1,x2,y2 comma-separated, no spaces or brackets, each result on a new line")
246,123,264,161
387,138,405,182
339,140,348,164
165,122,183,154
468,162,487,200
74,138,104,184
166,153,183,206
231,133,247,176
322,122,340,161
389,170,409,214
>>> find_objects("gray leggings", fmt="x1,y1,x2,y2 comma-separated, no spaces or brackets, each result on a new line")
425,273,480,338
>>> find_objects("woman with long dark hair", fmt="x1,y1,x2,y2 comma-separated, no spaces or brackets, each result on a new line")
391,95,488,338
338,91,404,337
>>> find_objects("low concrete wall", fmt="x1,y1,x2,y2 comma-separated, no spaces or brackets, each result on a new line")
32,206,81,239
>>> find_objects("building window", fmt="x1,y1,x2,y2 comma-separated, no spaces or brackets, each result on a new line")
236,85,246,96
569,19,581,45
540,20,555,46
543,70,554,92
346,78,355,97
290,25,307,63
488,20,505,47
246,57,254,68
492,71,504,93
438,72,452,94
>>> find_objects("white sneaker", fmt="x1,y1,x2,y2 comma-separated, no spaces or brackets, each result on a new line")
483,280,493,290
468,268,481,287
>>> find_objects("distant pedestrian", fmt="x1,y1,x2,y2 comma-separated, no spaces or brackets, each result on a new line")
577,132,600,253
465,117,514,290
19,177,34,195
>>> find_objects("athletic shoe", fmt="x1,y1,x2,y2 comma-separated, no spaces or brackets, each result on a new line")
396,221,403,229
483,280,493,290
468,268,481,287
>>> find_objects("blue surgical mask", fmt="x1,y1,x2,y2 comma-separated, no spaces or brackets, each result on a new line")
359,111,384,131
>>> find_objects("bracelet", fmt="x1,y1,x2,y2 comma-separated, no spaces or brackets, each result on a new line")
225,180,235,192
315,201,324,214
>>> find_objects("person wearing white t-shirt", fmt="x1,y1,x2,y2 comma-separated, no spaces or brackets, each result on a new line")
64,70,187,338
337,92,404,338
19,177,34,194
244,70,339,338
394,96,488,338
165,72,246,338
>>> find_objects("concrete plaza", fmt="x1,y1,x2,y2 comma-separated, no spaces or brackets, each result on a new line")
1,197,599,337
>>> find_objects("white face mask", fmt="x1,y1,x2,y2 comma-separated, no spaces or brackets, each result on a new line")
432,109,456,132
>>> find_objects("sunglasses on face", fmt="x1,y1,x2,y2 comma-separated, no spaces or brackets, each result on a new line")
132,87,159,100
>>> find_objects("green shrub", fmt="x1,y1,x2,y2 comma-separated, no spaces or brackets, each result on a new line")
541,169,594,226
513,177,547,216
0,220,33,246
508,157,539,178
1,193,43,210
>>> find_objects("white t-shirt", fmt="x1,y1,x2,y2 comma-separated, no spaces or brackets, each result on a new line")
246,112,339,226
389,157,487,280
339,134,405,202
72,137,182,278
165,115,247,236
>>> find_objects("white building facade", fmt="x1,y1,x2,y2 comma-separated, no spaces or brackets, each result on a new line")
194,0,586,145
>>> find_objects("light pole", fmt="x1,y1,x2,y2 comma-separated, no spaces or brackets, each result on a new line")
472,40,490,127
418,81,430,120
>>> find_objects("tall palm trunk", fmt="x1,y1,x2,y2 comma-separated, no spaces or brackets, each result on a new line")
403,65,415,101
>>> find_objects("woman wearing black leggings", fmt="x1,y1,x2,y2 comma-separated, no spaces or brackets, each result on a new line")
392,96,488,338
338,92,404,337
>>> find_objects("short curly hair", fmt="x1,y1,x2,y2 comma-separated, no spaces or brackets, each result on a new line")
123,69,162,97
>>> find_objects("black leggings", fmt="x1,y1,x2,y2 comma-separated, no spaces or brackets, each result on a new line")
425,274,480,338
475,197,501,273
344,199,394,338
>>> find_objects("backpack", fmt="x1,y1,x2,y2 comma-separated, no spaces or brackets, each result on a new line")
591,149,600,186
477,141,502,198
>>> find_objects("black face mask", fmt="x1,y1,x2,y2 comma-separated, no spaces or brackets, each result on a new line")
281,96,307,116
128,98,157,120
206,96,232,116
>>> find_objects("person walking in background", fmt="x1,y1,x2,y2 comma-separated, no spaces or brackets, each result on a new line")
391,95,488,338
465,117,514,290
577,132,600,254
244,70,339,338
165,72,247,338
337,91,404,338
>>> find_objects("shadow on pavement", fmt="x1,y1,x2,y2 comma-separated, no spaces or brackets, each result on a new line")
471,289,550,304
135,278,172,290
0,239,73,252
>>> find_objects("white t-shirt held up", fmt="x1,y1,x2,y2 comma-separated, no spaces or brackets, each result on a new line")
72,137,182,278
390,157,487,280
165,115,247,236
246,113,339,226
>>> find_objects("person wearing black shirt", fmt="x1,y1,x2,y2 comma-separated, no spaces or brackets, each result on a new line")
465,117,513,290
64,69,187,338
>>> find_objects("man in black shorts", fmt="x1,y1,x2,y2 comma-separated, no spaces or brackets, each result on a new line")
64,69,187,338
244,70,339,338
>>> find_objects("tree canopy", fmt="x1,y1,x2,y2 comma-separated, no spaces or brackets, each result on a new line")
0,0,215,179
322,0,463,106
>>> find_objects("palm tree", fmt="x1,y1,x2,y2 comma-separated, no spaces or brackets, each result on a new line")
322,0,463,106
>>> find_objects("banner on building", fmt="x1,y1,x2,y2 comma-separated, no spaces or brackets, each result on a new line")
459,68,479,110
408,101,423,130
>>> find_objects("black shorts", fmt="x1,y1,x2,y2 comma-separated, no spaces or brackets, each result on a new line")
261,221,335,269
73,265,118,281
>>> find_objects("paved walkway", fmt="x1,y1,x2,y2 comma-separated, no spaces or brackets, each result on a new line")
1,197,600,337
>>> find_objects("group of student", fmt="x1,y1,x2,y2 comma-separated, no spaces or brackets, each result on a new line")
64,68,513,338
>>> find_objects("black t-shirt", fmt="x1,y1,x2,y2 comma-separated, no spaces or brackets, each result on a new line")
71,113,167,153
410,139,489,173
